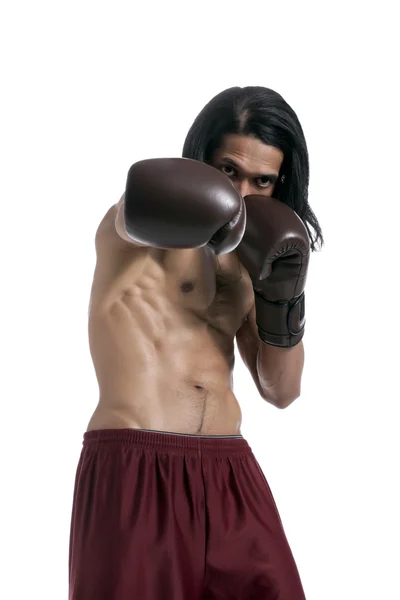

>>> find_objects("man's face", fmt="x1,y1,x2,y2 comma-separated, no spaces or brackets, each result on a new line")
211,134,284,198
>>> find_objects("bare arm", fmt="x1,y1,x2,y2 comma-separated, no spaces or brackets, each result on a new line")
236,303,304,408
114,193,147,246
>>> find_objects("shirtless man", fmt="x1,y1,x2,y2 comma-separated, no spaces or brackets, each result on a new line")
69,86,323,600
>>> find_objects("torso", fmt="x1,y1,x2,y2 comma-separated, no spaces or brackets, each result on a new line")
86,206,254,435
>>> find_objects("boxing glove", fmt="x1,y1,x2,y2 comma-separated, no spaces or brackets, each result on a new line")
236,195,310,348
124,158,246,255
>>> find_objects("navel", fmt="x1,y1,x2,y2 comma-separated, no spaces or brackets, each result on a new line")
180,281,195,293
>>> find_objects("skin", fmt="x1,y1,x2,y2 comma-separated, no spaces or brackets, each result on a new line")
86,134,304,435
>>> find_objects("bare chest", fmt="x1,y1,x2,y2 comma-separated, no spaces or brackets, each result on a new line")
92,246,254,336
163,248,254,335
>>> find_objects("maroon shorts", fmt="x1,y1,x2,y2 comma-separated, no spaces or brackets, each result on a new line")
69,428,306,599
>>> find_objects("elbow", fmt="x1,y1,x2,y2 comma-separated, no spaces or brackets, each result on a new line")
263,386,301,409
275,393,300,410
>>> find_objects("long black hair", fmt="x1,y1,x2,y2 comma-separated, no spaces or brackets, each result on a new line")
182,86,323,251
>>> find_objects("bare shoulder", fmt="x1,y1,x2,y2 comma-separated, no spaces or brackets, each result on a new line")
95,204,117,240
95,202,135,254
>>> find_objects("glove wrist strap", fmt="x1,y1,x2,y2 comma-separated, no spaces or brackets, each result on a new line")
254,290,306,348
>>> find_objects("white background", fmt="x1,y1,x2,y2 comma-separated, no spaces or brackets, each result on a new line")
1,1,399,598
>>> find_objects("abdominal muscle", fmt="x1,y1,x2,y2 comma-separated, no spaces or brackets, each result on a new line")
86,310,243,435
86,240,250,436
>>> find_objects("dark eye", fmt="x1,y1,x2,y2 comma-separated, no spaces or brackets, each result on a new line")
221,165,235,177
256,176,272,188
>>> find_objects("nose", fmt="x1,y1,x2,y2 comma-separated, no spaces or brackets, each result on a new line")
234,181,252,198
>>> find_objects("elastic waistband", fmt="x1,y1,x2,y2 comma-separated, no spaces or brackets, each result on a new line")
83,428,252,457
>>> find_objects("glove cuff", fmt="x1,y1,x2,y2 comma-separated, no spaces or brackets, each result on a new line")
254,290,306,348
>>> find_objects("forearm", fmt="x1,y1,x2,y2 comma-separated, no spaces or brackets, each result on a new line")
256,340,305,408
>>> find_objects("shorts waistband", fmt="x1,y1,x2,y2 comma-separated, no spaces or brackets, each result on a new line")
83,428,252,456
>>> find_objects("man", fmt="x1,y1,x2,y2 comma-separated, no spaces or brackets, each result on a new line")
69,86,323,599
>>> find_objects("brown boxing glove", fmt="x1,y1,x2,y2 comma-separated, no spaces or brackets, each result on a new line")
236,195,310,348
124,158,246,255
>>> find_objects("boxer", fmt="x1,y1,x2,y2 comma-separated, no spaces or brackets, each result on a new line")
69,86,323,599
